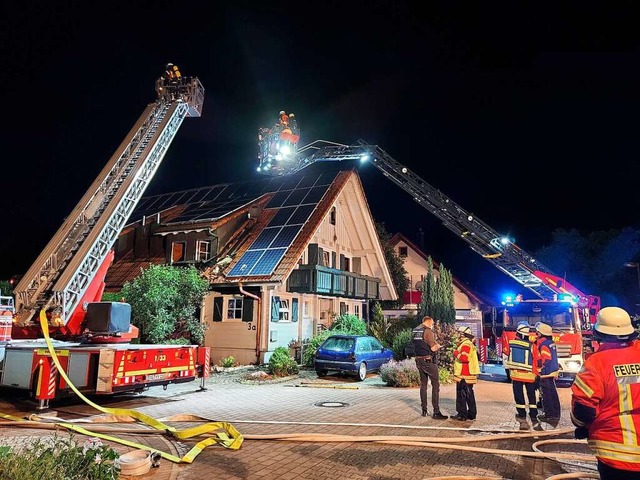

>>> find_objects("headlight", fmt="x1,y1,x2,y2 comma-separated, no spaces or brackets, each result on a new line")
565,360,582,372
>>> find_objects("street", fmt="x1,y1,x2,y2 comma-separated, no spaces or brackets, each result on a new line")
0,366,596,480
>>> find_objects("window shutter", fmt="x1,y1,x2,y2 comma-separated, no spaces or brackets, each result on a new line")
308,244,319,265
213,297,223,322
332,252,337,268
339,254,345,270
271,296,280,322
340,301,347,315
242,298,254,322
292,298,299,322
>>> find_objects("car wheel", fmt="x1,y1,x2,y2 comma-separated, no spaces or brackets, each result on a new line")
357,362,367,381
316,368,328,377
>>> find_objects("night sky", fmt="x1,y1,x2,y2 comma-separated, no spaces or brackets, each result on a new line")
2,2,639,299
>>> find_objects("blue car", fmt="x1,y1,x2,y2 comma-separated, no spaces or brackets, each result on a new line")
314,334,394,381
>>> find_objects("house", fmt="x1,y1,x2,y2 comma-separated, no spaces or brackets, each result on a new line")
385,232,493,339
105,167,396,365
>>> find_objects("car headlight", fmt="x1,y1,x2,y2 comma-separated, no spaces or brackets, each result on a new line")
565,360,582,372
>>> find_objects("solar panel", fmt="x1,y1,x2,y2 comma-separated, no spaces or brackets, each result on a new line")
270,225,301,248
226,169,341,277
268,207,296,227
282,188,311,207
249,248,288,276
251,227,280,249
227,250,265,276
287,204,315,225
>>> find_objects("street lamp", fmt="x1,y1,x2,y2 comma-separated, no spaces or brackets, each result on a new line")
624,262,640,291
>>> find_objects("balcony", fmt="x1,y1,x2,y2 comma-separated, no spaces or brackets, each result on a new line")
287,264,380,299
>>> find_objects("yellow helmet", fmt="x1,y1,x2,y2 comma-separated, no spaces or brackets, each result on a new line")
595,306,635,336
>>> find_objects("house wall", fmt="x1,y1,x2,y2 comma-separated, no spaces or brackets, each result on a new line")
393,239,481,312
203,197,370,366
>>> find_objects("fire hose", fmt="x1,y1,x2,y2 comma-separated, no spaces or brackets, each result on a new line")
0,311,599,478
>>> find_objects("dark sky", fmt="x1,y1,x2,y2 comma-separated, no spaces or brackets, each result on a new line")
2,2,639,299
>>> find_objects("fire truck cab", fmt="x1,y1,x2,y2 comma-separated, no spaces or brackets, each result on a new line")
493,295,585,383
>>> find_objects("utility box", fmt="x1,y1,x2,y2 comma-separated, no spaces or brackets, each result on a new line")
85,302,131,334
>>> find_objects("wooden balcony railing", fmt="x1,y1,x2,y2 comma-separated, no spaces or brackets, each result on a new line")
287,264,380,299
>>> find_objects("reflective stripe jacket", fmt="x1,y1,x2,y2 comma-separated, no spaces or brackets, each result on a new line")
506,336,537,383
535,336,559,378
571,340,640,471
453,338,480,384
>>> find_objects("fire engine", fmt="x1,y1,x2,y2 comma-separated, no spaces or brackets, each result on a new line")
0,66,210,409
257,135,600,382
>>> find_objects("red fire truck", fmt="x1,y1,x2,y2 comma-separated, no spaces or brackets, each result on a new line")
0,66,210,409
257,137,601,381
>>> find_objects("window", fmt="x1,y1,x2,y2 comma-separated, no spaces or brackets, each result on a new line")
343,257,350,272
398,246,408,257
227,298,243,319
279,299,290,321
322,250,330,267
330,206,336,225
196,240,211,262
171,241,186,263
354,304,360,318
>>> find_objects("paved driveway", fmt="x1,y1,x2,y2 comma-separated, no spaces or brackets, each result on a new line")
0,365,596,480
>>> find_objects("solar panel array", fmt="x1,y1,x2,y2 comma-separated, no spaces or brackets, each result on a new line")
130,177,290,225
226,170,338,277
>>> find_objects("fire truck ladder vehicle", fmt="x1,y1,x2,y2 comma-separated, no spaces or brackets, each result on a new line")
1,67,210,409
258,138,600,381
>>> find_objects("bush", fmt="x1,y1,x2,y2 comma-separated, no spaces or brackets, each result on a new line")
331,314,367,334
302,330,333,367
439,366,454,385
268,346,299,377
391,328,413,360
380,359,420,387
220,355,236,368
0,434,120,480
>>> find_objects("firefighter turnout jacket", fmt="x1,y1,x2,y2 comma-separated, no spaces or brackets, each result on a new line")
534,336,559,378
571,340,640,472
505,335,537,383
453,337,480,384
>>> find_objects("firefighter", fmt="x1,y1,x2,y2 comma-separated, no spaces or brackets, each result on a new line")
505,321,538,427
452,325,480,421
278,110,289,127
571,306,640,478
533,322,560,427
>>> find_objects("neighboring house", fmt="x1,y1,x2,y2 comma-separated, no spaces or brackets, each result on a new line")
385,233,493,339
105,167,396,365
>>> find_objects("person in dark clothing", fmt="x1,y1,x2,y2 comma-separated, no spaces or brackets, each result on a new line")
534,322,561,427
412,316,448,419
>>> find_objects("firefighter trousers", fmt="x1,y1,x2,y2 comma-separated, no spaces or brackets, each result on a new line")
539,377,561,422
512,380,538,420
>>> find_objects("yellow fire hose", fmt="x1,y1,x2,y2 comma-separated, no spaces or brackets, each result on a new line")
0,311,244,464
0,311,599,478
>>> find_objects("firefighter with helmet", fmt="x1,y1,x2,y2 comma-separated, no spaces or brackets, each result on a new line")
504,321,539,427
533,322,560,427
571,306,640,478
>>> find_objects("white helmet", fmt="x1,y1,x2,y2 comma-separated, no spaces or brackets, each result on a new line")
456,325,472,336
535,322,553,336
516,322,530,335
594,306,635,336
279,110,286,115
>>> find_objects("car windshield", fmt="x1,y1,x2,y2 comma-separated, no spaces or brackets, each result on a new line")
322,337,355,351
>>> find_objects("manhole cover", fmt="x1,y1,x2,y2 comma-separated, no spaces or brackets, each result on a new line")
314,401,350,408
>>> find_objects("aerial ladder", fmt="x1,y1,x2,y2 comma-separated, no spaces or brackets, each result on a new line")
13,69,204,338
2,66,210,408
259,138,600,330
